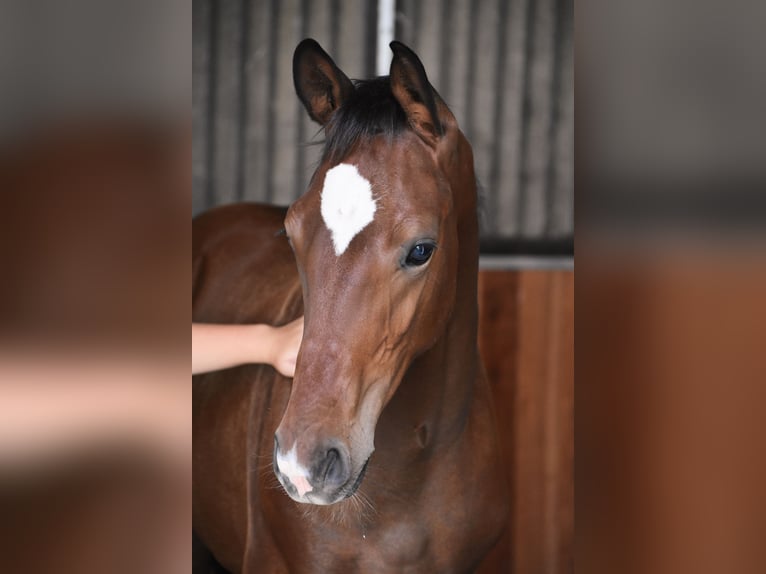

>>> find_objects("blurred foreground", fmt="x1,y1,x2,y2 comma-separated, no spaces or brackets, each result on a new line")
0,118,190,573
579,1,766,572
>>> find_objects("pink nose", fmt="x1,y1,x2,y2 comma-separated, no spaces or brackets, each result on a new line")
273,435,351,498
289,474,312,497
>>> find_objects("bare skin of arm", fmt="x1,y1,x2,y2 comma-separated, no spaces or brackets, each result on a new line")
0,318,302,464
0,357,189,464
192,317,304,377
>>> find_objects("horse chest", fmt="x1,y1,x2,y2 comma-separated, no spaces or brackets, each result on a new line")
302,520,438,574
280,504,492,574
360,520,431,570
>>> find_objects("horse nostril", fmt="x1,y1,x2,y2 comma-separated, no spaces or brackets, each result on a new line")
323,448,339,481
319,447,348,489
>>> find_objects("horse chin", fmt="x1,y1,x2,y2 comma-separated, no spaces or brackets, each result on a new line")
301,493,335,506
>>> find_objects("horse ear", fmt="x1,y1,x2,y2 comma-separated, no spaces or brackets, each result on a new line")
389,41,446,146
293,39,354,126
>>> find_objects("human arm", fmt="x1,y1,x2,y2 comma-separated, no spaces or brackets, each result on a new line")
191,317,304,376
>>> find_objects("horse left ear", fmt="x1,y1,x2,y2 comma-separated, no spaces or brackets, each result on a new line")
389,41,450,146
293,38,354,126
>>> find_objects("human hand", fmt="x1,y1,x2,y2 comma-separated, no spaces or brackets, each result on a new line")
266,316,304,377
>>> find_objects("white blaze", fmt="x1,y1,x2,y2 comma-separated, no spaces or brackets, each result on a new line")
320,163,377,256
276,445,312,497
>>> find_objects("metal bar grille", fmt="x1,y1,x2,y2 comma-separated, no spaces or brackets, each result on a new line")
192,0,573,249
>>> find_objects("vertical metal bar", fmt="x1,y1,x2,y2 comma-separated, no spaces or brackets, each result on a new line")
376,0,396,75
438,0,455,104
365,0,379,77
488,0,511,238
412,0,422,51
463,0,479,142
394,0,404,40
205,0,219,210
395,0,417,47
544,0,566,236
265,0,280,203
235,0,251,202
295,0,310,200
330,0,340,56
516,0,537,236
192,0,211,215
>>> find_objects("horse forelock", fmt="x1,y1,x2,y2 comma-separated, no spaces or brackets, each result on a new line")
320,77,409,165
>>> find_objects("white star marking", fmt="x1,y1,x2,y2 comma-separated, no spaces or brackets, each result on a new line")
320,163,377,256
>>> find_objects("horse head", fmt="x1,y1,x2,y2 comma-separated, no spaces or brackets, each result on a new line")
273,39,477,505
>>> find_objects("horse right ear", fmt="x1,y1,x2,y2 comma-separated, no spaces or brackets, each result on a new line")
389,41,450,147
293,39,354,126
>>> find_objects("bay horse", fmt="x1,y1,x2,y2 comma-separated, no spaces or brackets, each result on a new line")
193,39,508,573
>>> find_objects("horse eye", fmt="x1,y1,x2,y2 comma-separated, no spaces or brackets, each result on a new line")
405,243,435,267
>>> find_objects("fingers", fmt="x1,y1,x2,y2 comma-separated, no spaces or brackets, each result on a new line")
273,317,303,377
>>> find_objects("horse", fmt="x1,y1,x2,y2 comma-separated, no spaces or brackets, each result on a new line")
192,39,509,573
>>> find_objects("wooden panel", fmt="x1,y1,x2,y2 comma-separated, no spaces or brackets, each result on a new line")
577,260,766,574
477,269,574,574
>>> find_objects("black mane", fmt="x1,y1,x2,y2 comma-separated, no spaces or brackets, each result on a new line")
321,77,409,164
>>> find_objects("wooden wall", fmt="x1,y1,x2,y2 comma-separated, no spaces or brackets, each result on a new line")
477,269,574,574
576,259,766,574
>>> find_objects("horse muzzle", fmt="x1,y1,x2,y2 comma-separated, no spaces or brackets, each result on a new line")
273,435,365,505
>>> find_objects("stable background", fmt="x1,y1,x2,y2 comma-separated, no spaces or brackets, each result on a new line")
193,1,573,572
